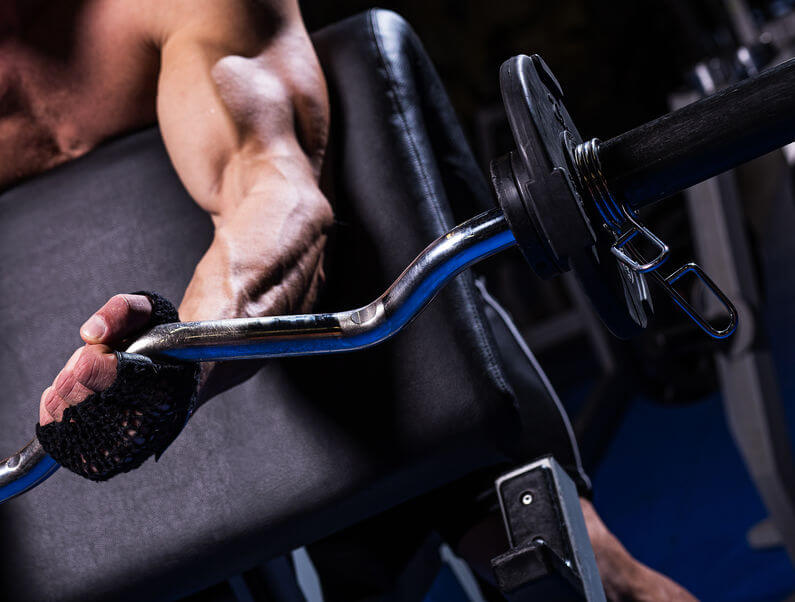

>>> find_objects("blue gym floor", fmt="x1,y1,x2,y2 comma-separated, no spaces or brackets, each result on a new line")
427,353,795,602
592,196,795,601
426,194,795,599
591,392,795,602
426,377,795,601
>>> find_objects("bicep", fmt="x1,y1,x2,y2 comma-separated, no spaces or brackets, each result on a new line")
156,39,238,213
154,0,326,215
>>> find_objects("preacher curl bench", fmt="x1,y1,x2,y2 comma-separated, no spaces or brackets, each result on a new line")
1,8,794,601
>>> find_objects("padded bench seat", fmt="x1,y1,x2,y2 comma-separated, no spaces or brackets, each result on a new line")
0,10,584,600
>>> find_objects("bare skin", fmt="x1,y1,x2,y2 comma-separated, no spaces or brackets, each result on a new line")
1,0,333,410
580,499,697,601
3,1,694,598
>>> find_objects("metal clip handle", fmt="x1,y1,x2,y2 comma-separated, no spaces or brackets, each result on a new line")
610,208,670,274
650,263,738,339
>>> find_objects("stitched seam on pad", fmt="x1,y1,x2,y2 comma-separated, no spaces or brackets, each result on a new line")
369,11,444,233
368,11,512,406
475,278,590,490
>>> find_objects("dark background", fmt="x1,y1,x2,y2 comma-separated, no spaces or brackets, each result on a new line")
302,0,736,153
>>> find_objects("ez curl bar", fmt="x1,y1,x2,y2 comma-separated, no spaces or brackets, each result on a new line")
2,54,794,503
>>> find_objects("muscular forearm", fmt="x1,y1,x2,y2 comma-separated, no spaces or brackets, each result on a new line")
180,161,330,319
155,0,330,322
177,154,333,399
37,0,331,468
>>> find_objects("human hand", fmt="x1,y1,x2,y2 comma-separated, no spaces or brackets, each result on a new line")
39,294,153,426
37,292,198,481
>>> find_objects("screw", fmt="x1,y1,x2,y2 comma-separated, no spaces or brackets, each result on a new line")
521,491,533,506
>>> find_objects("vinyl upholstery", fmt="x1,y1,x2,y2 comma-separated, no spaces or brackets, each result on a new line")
0,10,585,600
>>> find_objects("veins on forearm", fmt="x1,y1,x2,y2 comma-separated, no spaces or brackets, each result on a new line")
236,231,327,317
179,172,332,322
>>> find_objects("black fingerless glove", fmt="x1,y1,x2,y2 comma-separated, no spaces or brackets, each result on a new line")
36,292,200,481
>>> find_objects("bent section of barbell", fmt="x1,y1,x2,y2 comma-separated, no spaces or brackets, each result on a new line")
0,209,516,504
127,209,515,360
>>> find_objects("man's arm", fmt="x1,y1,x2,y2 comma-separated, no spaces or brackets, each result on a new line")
40,0,332,424
154,0,332,322
155,0,333,398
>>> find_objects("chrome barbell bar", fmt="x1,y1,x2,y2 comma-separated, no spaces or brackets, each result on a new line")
0,208,516,503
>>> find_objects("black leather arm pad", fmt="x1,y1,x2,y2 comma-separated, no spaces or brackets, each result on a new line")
36,292,200,481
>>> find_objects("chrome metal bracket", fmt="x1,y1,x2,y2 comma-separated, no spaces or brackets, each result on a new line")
649,263,738,339
610,206,670,274
574,138,738,339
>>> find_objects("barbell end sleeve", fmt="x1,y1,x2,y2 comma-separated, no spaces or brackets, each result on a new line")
600,57,795,208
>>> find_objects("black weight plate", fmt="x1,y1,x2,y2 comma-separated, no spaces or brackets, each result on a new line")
498,54,650,338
